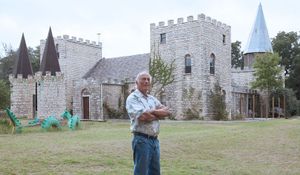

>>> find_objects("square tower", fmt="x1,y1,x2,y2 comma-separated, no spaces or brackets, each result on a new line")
40,35,102,111
150,14,231,119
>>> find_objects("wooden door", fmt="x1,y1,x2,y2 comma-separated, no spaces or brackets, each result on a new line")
83,97,89,119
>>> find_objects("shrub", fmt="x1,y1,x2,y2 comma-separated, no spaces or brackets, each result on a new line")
210,82,228,120
103,102,124,119
183,108,202,120
0,118,12,134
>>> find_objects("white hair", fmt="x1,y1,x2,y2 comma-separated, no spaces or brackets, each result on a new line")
135,71,152,84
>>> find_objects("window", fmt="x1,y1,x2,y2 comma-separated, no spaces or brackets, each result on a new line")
160,33,166,44
222,34,226,44
185,54,191,73
210,53,215,74
55,43,60,58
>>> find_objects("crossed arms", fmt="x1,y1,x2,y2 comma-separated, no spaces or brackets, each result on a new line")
138,106,171,122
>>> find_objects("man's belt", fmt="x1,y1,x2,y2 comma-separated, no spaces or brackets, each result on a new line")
134,132,158,139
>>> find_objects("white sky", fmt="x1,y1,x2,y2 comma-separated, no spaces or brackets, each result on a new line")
0,0,299,58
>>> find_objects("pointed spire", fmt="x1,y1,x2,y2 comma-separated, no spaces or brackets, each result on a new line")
13,33,33,78
40,27,61,75
244,3,273,54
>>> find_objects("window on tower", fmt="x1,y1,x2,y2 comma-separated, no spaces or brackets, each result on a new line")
160,33,166,44
185,54,191,73
210,53,215,75
222,34,226,45
55,43,60,58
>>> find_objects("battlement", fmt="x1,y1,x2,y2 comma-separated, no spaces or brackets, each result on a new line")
9,74,35,83
150,13,230,30
34,71,64,81
41,35,102,48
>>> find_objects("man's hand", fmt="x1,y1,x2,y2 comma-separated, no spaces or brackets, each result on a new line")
151,106,171,119
138,106,171,122
138,112,157,122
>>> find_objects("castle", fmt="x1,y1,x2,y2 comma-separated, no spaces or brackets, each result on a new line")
10,4,276,120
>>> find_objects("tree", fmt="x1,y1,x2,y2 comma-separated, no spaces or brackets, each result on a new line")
231,40,244,68
0,44,17,83
149,49,175,97
0,79,10,110
210,81,228,120
251,53,284,117
272,31,300,75
0,44,40,82
286,55,300,99
28,46,40,73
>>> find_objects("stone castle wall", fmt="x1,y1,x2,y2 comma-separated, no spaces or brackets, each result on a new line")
9,74,36,118
73,78,132,120
150,14,231,119
231,68,255,87
35,71,66,118
40,35,102,111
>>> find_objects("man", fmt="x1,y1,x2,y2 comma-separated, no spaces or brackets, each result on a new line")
126,71,171,175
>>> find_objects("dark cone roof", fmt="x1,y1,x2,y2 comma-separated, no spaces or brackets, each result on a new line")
40,27,61,75
13,34,33,78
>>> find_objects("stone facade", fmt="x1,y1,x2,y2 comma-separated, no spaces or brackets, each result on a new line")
150,14,231,119
9,74,35,118
35,71,66,118
40,35,102,111
11,7,272,120
73,54,148,120
74,78,136,120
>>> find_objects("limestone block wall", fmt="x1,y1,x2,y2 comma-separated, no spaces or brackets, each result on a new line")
102,84,124,119
35,72,66,118
9,74,35,118
150,13,231,119
73,78,102,120
40,35,102,111
74,78,128,120
231,68,255,88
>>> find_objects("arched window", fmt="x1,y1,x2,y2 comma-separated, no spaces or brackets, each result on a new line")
185,54,191,73
210,53,215,74
82,89,90,96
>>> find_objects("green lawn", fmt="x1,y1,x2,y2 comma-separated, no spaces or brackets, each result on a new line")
0,118,300,175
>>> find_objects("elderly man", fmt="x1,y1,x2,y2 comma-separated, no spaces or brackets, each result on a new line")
126,71,171,175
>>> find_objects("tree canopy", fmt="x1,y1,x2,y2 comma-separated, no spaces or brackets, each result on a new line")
0,45,40,83
231,40,244,69
286,55,300,99
272,31,300,75
149,49,175,97
251,53,283,91
251,53,284,117
272,31,300,99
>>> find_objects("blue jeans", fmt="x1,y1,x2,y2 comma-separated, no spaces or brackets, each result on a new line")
132,135,160,175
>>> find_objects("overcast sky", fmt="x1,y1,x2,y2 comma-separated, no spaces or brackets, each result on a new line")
0,0,299,58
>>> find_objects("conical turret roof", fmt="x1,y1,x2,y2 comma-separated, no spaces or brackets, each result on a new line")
244,3,273,54
40,27,61,75
13,34,33,78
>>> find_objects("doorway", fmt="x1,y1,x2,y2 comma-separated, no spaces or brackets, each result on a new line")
83,96,89,119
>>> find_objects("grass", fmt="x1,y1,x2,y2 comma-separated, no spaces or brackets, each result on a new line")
0,118,300,175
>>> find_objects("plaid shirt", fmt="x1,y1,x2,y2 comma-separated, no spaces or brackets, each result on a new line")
126,89,162,136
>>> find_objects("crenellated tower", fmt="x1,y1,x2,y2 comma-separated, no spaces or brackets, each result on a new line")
150,14,231,119
9,34,36,118
36,28,66,118
40,33,102,112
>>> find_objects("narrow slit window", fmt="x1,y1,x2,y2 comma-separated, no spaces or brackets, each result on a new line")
222,34,226,44
185,54,191,73
210,53,215,74
160,33,166,44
